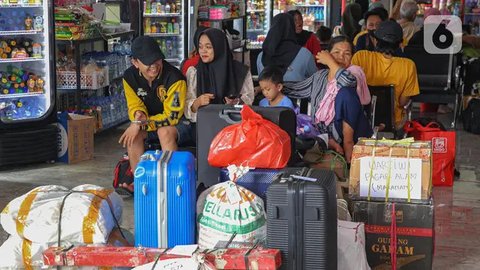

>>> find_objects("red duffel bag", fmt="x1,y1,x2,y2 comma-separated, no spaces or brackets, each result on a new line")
208,105,291,169
404,119,456,186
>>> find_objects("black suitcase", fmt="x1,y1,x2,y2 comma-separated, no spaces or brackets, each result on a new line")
266,167,337,270
196,104,296,187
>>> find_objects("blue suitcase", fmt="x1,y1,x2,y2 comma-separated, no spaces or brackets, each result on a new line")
219,168,282,203
134,150,196,248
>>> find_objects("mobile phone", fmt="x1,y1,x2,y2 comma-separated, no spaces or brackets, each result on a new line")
227,94,242,99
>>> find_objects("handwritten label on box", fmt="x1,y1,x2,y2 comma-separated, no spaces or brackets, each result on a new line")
359,156,422,200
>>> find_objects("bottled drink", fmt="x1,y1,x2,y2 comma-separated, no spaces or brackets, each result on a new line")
167,19,175,34
151,0,157,14
176,0,181,13
173,18,180,33
145,0,151,14
157,1,163,13
165,2,171,13
151,21,157,33
145,18,151,33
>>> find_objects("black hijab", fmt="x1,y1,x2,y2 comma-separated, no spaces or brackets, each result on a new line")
261,13,302,75
195,28,248,104
341,3,363,41
193,26,208,50
287,10,312,46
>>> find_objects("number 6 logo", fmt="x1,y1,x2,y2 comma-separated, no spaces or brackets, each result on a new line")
424,15,462,54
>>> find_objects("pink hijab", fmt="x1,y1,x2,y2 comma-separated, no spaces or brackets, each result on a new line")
315,65,370,125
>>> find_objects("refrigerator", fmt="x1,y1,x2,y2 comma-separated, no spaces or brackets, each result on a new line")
246,0,271,49
141,0,187,67
0,0,58,166
273,0,330,31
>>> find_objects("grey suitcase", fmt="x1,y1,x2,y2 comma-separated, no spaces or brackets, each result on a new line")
266,167,337,270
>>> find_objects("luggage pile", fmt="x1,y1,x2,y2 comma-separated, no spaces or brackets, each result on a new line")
1,105,440,269
349,138,435,270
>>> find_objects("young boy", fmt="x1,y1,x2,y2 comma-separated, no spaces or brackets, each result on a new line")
258,66,295,109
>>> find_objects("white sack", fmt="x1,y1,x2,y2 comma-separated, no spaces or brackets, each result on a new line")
338,220,371,270
197,181,266,249
1,184,123,244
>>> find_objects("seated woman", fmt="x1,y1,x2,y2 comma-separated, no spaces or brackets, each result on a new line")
288,10,322,67
257,13,317,82
181,26,208,76
184,28,254,125
283,36,372,163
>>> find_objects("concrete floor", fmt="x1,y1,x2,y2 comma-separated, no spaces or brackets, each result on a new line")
0,113,479,269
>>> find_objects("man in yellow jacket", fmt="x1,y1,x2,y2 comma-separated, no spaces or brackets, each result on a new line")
119,36,187,188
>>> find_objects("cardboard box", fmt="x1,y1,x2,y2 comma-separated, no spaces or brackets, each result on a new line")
57,112,95,164
353,200,434,270
349,139,432,202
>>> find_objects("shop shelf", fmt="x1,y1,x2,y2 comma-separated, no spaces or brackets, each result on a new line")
145,33,182,37
198,16,246,22
0,57,44,63
0,92,44,98
0,4,42,8
143,13,181,17
55,30,135,45
295,4,325,7
0,30,43,36
165,58,182,62
56,69,109,90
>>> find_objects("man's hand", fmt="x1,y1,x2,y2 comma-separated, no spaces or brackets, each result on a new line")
118,124,141,148
192,93,215,112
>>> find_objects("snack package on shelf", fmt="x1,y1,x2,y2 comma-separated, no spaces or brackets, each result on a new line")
54,7,100,40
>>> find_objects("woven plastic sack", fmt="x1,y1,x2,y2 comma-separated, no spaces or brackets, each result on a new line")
197,181,267,249
0,184,123,244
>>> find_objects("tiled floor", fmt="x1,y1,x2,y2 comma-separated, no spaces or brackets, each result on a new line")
0,113,479,269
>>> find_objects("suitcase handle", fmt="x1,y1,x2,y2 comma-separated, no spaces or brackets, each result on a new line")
219,108,242,124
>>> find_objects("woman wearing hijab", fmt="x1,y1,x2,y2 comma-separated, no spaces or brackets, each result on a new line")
282,36,372,163
287,10,321,62
181,26,208,75
257,13,317,82
184,28,254,122
341,3,363,42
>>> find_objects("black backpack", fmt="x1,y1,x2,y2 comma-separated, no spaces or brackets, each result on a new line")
112,154,134,196
463,98,480,134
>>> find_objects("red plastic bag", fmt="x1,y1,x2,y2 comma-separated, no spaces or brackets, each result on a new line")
208,105,291,169
404,120,456,186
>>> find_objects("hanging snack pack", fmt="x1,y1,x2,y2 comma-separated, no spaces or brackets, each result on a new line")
197,181,267,249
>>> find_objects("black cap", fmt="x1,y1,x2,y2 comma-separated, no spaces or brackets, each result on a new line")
364,7,388,22
131,36,165,65
374,20,403,44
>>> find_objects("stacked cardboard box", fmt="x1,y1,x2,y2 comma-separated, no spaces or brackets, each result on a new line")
349,138,434,270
